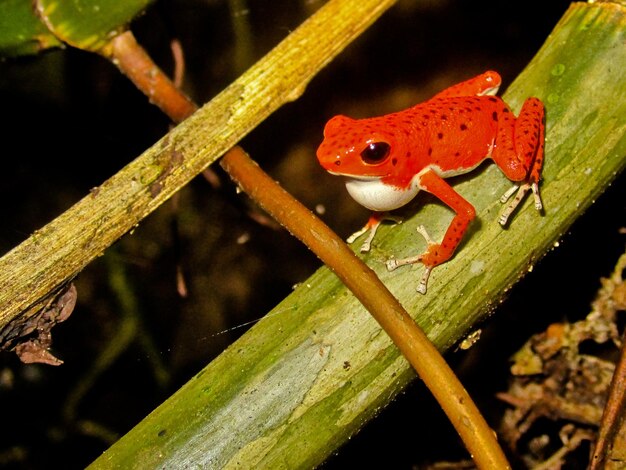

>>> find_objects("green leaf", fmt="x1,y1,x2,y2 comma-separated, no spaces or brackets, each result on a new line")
88,2,626,468
38,0,152,51
0,0,61,57
37,0,154,51
0,0,154,58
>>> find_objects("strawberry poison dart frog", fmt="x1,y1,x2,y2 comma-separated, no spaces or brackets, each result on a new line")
317,71,545,294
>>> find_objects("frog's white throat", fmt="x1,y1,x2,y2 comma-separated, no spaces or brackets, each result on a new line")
344,175,420,212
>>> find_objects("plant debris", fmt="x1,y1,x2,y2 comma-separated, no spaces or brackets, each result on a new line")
0,283,76,366
498,250,626,468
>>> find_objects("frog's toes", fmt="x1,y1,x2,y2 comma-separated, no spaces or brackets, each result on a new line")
499,183,531,226
346,226,369,245
499,180,543,226
386,253,422,271
360,226,382,252
386,257,399,271
385,254,432,294
416,225,436,246
359,238,373,253
499,184,520,204
531,182,543,212
417,266,433,295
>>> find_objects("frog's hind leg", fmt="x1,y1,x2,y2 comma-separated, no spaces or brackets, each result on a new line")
494,97,545,225
430,71,502,100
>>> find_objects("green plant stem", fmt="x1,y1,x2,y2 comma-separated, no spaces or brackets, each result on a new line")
221,147,510,469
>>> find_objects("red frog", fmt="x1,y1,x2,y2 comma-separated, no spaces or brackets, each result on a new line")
317,71,545,294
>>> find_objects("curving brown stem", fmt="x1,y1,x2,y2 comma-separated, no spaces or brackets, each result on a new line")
221,146,511,470
100,30,198,123
590,252,626,469
590,333,626,468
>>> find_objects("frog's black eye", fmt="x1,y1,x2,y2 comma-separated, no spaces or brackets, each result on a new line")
360,142,391,164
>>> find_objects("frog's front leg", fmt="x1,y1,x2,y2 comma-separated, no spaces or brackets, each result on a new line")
386,169,476,294
348,211,403,253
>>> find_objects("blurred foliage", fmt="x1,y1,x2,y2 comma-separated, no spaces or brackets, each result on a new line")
0,0,154,57
0,0,61,56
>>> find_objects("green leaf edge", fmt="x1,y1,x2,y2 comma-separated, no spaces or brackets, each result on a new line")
0,0,155,58
0,0,61,57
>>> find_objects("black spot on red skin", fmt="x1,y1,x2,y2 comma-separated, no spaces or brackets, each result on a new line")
460,124,468,131
441,114,448,120
437,133,444,139
334,161,341,166
392,158,398,166
488,97,497,102
492,112,498,121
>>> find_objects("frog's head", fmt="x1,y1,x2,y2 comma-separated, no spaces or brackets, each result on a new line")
316,115,420,212
316,115,405,178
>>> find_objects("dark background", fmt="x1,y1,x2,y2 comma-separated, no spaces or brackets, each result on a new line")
1,0,623,468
